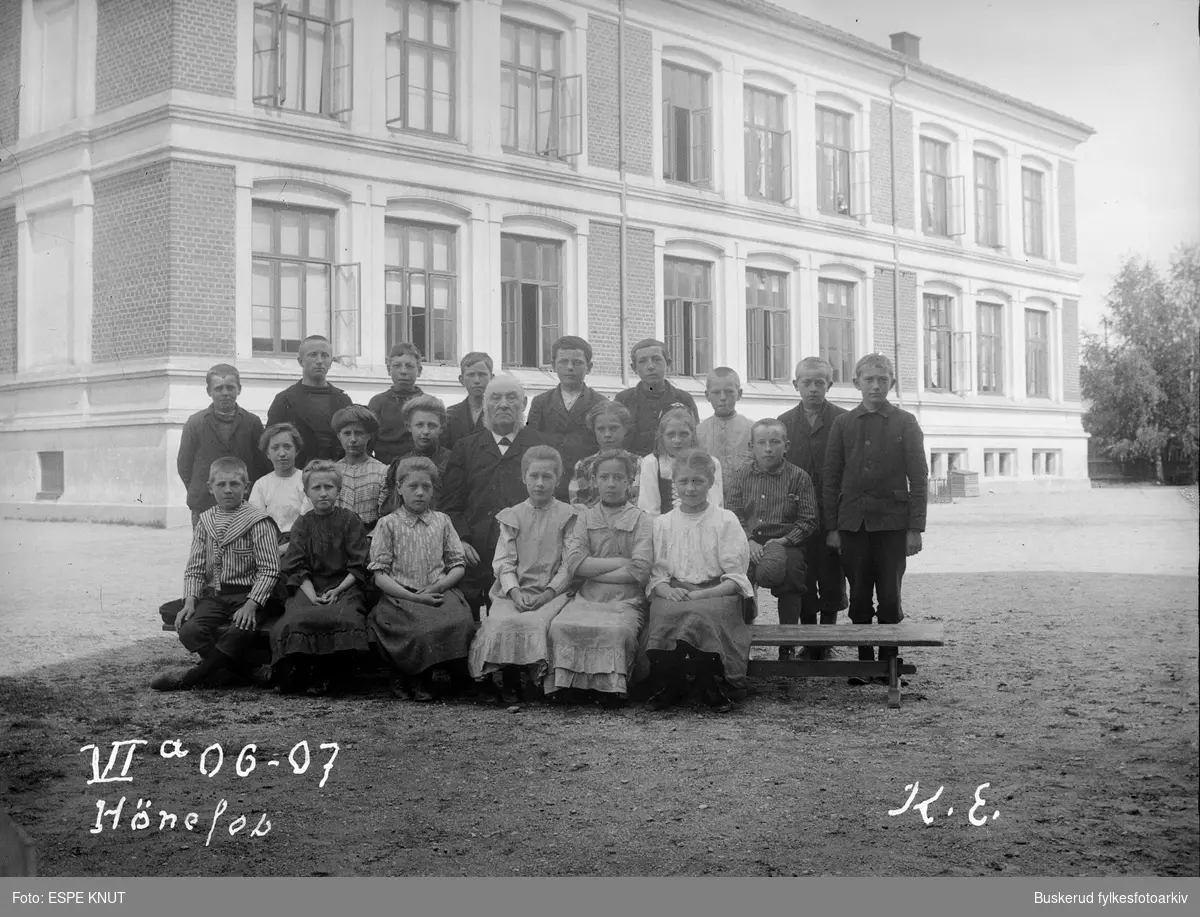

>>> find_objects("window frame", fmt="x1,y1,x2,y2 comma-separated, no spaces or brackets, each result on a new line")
976,301,1005,394
923,292,954,393
253,0,354,120
662,61,713,188
37,451,65,500
1024,307,1050,398
815,105,854,216
500,233,563,369
817,278,856,385
385,0,456,138
252,201,337,356
1022,166,1046,258
498,17,581,160
745,267,790,382
383,219,458,364
744,86,791,204
663,256,714,377
974,152,1001,248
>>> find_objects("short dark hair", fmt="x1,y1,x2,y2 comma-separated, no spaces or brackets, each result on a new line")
386,342,424,363
401,393,447,428
629,338,670,367
208,456,249,484
331,404,380,436
551,335,593,364
299,335,330,353
259,423,304,455
205,364,241,391
586,399,631,432
591,449,638,483
459,351,494,373
302,459,342,491
522,444,564,478
751,418,788,441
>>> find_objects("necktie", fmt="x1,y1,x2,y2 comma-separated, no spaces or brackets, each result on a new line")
499,436,512,451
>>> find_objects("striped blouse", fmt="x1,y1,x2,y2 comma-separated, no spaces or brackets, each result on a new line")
368,507,466,590
334,457,389,527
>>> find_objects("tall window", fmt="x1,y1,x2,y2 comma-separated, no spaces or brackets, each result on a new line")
386,0,455,136
663,258,712,376
27,0,79,133
977,302,1003,393
924,294,953,392
662,64,712,187
816,107,852,216
975,153,1000,247
252,203,333,355
1025,309,1049,398
501,235,561,367
1022,167,1045,257
499,19,581,158
254,1,354,119
385,222,456,363
744,88,790,203
921,138,950,236
818,279,855,384
745,269,789,381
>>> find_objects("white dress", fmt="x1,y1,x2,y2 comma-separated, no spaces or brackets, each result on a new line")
248,471,312,535
636,453,724,517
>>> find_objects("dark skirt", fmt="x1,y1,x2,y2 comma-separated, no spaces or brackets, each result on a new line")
643,594,751,691
366,589,478,676
269,587,371,664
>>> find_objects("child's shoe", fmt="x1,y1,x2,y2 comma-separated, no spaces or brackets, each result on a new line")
149,669,190,692
389,674,415,700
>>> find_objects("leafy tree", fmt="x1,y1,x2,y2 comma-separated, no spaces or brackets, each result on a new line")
1081,245,1200,483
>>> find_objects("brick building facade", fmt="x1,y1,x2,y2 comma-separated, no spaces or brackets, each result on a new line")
0,0,1093,525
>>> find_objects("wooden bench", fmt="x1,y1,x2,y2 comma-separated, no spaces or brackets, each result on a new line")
747,622,945,709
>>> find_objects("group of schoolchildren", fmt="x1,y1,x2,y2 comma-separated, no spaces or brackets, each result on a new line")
158,331,927,713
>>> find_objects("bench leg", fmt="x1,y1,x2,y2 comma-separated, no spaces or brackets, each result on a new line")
887,655,901,709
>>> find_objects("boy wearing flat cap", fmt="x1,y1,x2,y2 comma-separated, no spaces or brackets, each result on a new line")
725,418,818,656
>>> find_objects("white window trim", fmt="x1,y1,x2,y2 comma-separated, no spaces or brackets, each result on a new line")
741,73,796,210
1021,296,1058,403
238,176,357,362
812,90,868,223
743,251,799,386
918,277,964,396
815,261,869,388
378,196,473,368
971,139,1009,253
383,0,464,143
19,0,96,139
659,238,723,378
497,213,581,371
916,122,963,241
974,288,1011,398
657,43,723,195
1019,155,1054,261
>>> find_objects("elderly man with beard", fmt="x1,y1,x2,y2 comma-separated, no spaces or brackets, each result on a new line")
440,375,548,620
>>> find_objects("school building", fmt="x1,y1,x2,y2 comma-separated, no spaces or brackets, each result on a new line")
0,0,1093,526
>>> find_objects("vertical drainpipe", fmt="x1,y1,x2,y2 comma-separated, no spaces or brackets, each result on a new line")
618,0,630,387
889,64,909,408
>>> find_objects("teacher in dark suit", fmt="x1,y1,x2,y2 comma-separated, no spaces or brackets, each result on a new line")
440,374,547,619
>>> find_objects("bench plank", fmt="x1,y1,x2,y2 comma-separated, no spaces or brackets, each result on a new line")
748,660,916,678
749,623,944,647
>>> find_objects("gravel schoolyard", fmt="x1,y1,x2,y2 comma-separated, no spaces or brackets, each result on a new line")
1,486,1197,877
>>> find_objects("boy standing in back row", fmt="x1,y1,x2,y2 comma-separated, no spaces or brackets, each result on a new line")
525,335,608,501
267,335,352,468
441,352,494,452
696,367,753,478
779,356,848,655
614,338,699,457
177,363,268,528
822,354,927,682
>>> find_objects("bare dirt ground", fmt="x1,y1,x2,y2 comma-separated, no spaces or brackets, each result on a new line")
1,487,1197,877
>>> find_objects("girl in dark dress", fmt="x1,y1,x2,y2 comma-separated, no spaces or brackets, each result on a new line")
271,460,373,694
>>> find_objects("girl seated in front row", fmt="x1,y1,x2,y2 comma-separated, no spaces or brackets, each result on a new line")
271,460,373,695
637,408,723,517
366,456,478,701
547,449,652,707
642,448,752,713
468,445,579,705
250,422,312,552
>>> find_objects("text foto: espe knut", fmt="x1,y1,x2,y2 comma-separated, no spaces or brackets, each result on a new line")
11,892,125,905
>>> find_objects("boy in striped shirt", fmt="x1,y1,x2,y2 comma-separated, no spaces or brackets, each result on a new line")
726,419,818,658
151,457,281,691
